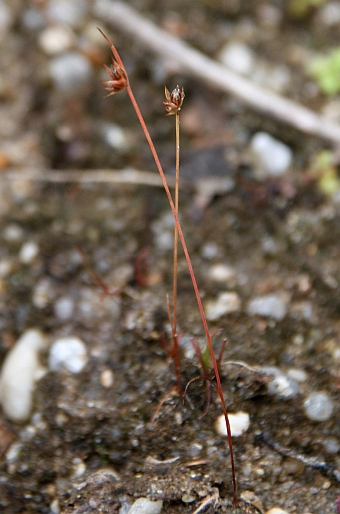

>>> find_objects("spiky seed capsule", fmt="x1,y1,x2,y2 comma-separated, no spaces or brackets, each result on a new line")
102,58,127,97
163,85,185,115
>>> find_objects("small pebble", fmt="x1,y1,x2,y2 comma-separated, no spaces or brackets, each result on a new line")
262,366,298,398
100,369,114,389
250,132,293,176
319,1,340,26
206,292,241,321
19,241,39,264
3,223,24,243
265,509,289,514
208,263,236,285
201,242,220,260
54,296,75,320
247,294,287,320
47,0,87,27
39,25,75,55
323,437,340,454
49,337,88,374
0,329,47,422
128,498,163,514
304,392,334,421
33,278,55,308
215,411,250,437
49,52,92,93
219,42,254,75
101,122,130,152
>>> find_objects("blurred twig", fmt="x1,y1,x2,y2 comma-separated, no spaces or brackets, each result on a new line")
95,0,340,145
0,168,176,187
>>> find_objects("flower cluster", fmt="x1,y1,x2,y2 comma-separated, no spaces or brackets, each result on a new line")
163,85,185,115
103,58,127,97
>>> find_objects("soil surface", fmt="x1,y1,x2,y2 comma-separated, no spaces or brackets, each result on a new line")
0,1,340,514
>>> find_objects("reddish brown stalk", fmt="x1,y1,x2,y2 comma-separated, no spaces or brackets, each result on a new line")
98,28,237,505
76,245,119,301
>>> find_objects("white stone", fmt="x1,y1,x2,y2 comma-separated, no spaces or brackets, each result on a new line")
128,498,163,514
206,292,241,321
265,509,289,514
247,294,287,320
49,52,92,93
19,241,39,264
39,25,75,55
208,264,236,285
319,2,340,26
304,392,334,421
54,297,75,320
102,123,130,152
33,278,55,308
262,367,298,398
250,132,293,176
100,369,114,388
49,337,88,374
47,0,87,27
219,42,254,75
0,329,47,422
3,223,24,243
215,411,250,437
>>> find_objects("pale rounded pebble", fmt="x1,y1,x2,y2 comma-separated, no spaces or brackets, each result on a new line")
19,241,39,264
265,508,289,514
322,437,340,454
33,278,55,308
287,368,308,383
247,294,287,320
250,132,293,176
3,223,24,243
47,0,87,27
72,458,86,478
181,494,196,503
101,123,130,152
49,337,88,374
21,7,45,30
304,392,334,421
54,297,75,320
0,329,47,422
208,263,236,285
206,292,241,321
201,242,220,259
262,366,298,398
39,25,75,55
319,1,340,26
49,52,92,93
0,259,15,278
100,369,114,389
128,497,163,514
219,42,254,75
215,411,250,437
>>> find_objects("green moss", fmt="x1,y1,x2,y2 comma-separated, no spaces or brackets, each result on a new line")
308,48,340,95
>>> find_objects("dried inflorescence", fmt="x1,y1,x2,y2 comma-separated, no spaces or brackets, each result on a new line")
103,58,127,97
163,85,185,115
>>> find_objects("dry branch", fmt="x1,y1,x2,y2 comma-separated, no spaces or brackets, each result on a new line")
0,168,176,187
95,0,340,145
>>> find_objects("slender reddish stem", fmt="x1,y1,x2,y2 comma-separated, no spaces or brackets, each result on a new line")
99,29,237,505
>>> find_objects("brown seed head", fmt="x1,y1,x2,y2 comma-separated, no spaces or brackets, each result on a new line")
103,58,127,97
163,85,185,115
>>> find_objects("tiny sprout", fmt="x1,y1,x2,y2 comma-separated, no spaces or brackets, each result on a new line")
163,85,185,115
103,58,127,97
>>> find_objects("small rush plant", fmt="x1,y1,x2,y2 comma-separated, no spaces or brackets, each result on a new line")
98,28,238,506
